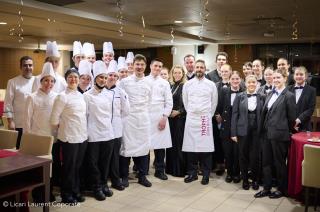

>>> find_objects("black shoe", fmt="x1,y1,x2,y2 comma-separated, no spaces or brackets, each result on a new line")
215,169,225,176
102,186,113,197
73,193,85,202
184,175,198,183
233,176,241,183
154,172,168,180
242,181,250,190
254,190,271,198
269,190,283,199
138,176,152,187
201,176,209,185
121,177,129,187
94,190,106,201
111,183,125,191
251,181,259,190
61,194,77,204
225,175,233,183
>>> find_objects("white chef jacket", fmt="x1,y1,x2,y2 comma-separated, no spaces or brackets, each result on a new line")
32,73,66,93
106,86,130,139
24,89,57,136
50,88,87,143
4,75,35,128
145,75,173,149
84,87,115,142
182,77,218,152
118,74,152,157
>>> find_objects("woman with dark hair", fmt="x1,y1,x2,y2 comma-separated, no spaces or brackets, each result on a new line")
166,65,187,177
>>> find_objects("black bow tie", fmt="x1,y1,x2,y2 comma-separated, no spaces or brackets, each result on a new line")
265,85,272,90
257,79,263,83
222,82,229,87
294,86,304,90
247,93,257,98
272,89,279,95
231,90,239,94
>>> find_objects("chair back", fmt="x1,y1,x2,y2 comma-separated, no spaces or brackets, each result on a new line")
1,116,8,129
0,129,18,149
19,133,53,156
302,144,320,188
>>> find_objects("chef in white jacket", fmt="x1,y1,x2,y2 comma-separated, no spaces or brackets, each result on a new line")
32,41,67,93
77,60,93,94
146,59,173,180
24,62,57,136
125,51,134,76
105,59,130,191
182,59,218,185
102,42,114,68
83,42,96,64
84,60,115,201
117,56,128,81
4,56,34,148
71,41,84,71
119,54,153,188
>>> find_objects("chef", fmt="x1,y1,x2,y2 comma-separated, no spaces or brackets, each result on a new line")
71,41,84,71
105,59,130,191
83,42,96,63
117,56,129,81
119,54,153,188
77,60,93,94
32,41,67,93
102,42,114,68
182,59,218,185
146,59,173,180
4,56,35,148
125,51,134,75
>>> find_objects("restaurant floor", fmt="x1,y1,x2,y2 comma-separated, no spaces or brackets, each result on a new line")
31,157,305,212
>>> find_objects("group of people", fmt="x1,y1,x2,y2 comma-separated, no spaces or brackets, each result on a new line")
3,40,317,205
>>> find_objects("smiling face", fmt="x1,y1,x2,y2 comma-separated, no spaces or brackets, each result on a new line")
172,67,183,82
264,68,274,85
103,52,114,65
150,61,163,77
184,56,195,73
294,67,306,85
118,69,128,80
73,54,85,68
66,72,79,90
252,60,264,77
230,72,241,90
220,64,232,81
160,68,169,80
79,75,91,89
21,59,34,79
134,59,146,78
47,56,60,71
242,65,253,77
40,76,55,93
86,55,96,63
245,75,257,94
216,55,227,71
273,71,286,90
195,61,206,79
277,58,290,73
95,73,108,88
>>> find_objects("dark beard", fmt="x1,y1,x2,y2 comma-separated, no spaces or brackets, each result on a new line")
196,71,204,78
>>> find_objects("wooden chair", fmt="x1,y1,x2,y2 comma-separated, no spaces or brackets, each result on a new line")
0,129,18,149
1,116,8,129
302,144,320,212
19,133,53,157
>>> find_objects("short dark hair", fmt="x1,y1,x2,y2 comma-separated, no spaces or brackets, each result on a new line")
133,54,147,64
20,56,33,68
195,59,206,68
253,59,265,67
243,61,252,68
184,54,195,62
150,58,163,65
64,68,80,80
215,52,228,61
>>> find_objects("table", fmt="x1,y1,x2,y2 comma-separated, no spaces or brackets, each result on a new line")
0,152,51,212
288,132,320,198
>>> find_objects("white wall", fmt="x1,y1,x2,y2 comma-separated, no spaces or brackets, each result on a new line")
172,44,219,71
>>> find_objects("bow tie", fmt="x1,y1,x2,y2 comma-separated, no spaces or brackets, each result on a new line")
231,90,239,94
272,89,279,95
222,82,229,86
257,79,263,83
294,86,304,90
265,85,272,90
247,93,257,98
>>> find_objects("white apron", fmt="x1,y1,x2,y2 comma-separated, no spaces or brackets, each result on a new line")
182,112,214,152
150,109,172,149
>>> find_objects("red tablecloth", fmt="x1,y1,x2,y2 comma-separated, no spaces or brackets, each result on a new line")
288,132,320,198
0,149,18,158
0,101,4,117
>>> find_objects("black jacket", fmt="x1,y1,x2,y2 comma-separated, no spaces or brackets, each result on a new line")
231,92,265,137
288,84,316,131
206,69,221,83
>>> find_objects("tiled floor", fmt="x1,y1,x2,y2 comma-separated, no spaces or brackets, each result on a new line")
29,167,306,212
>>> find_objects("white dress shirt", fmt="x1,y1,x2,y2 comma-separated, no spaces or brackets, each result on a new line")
247,93,257,111
294,83,305,103
84,87,115,142
33,73,67,93
50,88,87,143
24,89,57,136
267,87,285,110
4,75,35,128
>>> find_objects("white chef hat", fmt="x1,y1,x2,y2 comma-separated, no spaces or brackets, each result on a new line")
125,51,134,64
117,56,127,71
103,42,114,55
92,60,107,79
78,60,92,78
83,42,95,57
73,41,83,57
40,62,56,81
46,41,60,58
107,60,118,74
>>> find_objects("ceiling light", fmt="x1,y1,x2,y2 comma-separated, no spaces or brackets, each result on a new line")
0,22,7,25
174,20,183,24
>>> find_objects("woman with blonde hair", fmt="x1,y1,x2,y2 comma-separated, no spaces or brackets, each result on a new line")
166,65,187,177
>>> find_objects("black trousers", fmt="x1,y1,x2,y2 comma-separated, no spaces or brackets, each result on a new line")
212,120,224,168
262,134,289,192
154,149,165,173
238,113,260,181
109,138,121,185
60,140,87,196
187,152,212,177
51,141,62,187
87,140,114,191
15,128,23,149
222,137,240,177
119,155,149,178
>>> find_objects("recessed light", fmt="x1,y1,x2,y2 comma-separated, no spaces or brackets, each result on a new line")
174,20,183,24
0,22,7,25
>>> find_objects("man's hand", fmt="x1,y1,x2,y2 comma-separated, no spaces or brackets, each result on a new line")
231,136,238,142
215,114,222,123
170,110,180,118
8,119,15,130
294,119,300,132
158,116,167,131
